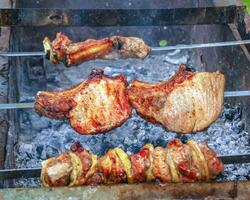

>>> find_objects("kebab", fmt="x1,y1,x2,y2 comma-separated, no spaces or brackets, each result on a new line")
40,139,224,187
35,65,225,134
43,32,151,66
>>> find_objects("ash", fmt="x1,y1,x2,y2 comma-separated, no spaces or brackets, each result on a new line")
14,50,249,187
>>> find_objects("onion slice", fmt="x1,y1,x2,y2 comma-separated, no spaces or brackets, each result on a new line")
40,159,52,187
43,37,58,64
114,147,133,183
69,152,83,186
85,154,98,181
144,144,155,181
187,140,209,180
166,149,180,182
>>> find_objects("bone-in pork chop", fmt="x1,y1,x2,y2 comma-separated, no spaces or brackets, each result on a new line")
128,65,225,133
35,69,132,135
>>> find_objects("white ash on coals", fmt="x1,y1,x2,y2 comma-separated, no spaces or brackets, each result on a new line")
14,50,249,187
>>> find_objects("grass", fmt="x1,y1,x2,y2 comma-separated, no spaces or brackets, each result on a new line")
242,0,250,15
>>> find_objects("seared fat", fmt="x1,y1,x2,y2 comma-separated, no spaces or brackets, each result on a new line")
35,69,132,135
43,32,150,66
40,139,224,187
128,64,225,133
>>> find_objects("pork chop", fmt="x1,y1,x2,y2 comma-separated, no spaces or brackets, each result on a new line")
128,65,225,133
35,69,132,135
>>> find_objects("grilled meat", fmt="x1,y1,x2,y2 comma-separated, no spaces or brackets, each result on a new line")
40,139,224,187
40,152,72,187
35,64,225,135
35,69,132,135
43,32,150,66
128,64,225,133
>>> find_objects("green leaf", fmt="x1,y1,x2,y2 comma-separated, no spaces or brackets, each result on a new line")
242,0,250,15
159,39,168,47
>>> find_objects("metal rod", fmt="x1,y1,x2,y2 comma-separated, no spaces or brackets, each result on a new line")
151,40,250,51
0,51,45,57
0,153,249,179
2,40,250,57
218,153,250,165
0,168,41,179
224,90,250,97
0,91,248,110
0,102,35,109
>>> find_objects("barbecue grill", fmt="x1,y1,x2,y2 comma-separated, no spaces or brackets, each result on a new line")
0,0,249,199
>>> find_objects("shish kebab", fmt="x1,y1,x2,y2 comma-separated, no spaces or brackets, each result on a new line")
0,139,250,183
40,139,225,186
1,33,250,60
38,139,240,186
40,33,250,66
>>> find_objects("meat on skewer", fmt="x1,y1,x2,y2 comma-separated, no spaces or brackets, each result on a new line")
35,69,131,135
43,32,151,66
40,139,224,187
128,65,225,133
35,65,225,135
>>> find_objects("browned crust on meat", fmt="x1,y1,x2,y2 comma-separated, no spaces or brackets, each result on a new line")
110,36,151,59
41,140,224,187
130,149,148,183
66,38,114,66
152,147,171,183
35,69,132,135
44,33,150,66
128,64,194,125
166,139,200,182
41,152,72,187
128,64,225,133
198,142,224,179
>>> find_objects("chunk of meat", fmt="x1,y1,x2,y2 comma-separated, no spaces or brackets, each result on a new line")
130,147,149,183
128,64,225,133
40,152,72,187
98,149,127,183
198,142,224,179
43,32,150,67
35,69,132,135
109,36,150,59
69,141,97,186
166,139,200,182
152,147,171,183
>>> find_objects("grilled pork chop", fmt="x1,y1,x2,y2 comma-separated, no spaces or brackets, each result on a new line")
35,69,132,135
128,65,225,133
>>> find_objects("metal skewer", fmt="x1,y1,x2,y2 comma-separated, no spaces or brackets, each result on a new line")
0,102,35,109
0,41,248,181
0,153,249,179
0,51,45,57
0,91,248,110
1,40,250,57
150,40,250,51
224,90,250,97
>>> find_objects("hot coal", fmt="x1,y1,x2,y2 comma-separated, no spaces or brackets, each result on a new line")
14,49,249,187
